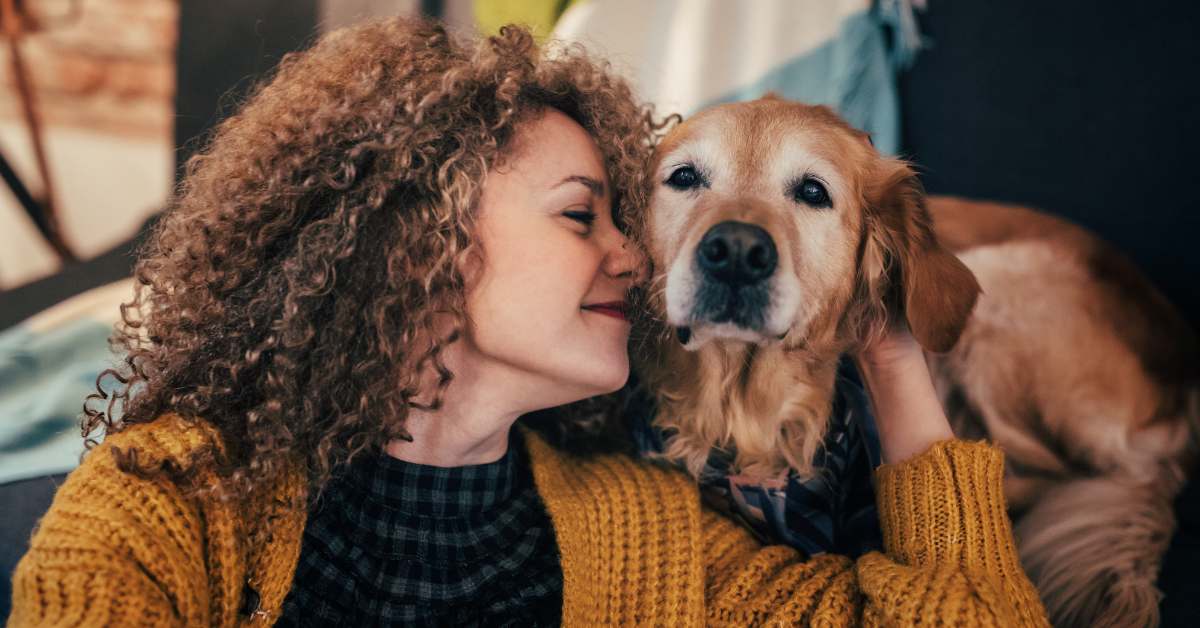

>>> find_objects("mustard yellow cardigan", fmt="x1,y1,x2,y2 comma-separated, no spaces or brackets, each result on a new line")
9,414,1048,626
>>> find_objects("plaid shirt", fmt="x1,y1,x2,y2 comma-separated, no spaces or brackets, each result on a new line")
277,433,562,627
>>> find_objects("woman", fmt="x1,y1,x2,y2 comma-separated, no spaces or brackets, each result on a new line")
10,17,1047,627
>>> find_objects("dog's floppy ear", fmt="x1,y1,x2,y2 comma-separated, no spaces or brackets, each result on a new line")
860,159,980,353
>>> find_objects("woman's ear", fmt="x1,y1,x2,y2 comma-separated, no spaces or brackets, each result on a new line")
861,159,980,353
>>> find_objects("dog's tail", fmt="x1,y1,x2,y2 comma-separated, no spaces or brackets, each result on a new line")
1015,475,1176,628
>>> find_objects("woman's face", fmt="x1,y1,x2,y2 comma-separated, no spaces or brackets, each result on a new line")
463,108,643,408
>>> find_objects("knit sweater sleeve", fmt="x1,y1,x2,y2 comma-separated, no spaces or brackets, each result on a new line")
7,422,222,627
701,439,1050,627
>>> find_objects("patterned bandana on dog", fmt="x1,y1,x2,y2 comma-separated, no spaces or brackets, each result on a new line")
630,358,884,558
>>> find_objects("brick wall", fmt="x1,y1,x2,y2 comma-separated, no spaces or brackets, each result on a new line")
0,0,177,137
0,0,177,289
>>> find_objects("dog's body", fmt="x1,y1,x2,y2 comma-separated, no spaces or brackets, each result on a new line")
927,196,1197,627
637,96,1197,627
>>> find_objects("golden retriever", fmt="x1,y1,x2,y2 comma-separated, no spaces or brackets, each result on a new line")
635,95,1198,627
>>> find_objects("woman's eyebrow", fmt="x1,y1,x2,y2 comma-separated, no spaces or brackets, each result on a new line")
553,175,606,198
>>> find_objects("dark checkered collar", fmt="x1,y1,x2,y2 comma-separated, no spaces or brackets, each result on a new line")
344,437,520,519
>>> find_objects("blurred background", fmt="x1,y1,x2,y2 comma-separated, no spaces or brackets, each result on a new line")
0,0,173,303
0,0,1197,622
2,0,1197,323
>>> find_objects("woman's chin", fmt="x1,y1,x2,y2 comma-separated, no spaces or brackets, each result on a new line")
559,361,629,399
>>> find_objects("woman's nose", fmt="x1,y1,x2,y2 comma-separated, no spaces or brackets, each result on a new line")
604,232,647,283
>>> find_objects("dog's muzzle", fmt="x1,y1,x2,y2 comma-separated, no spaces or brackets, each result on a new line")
691,220,777,329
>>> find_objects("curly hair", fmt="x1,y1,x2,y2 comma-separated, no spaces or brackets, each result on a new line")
83,16,668,503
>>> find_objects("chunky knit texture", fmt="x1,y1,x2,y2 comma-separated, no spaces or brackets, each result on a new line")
9,414,1049,627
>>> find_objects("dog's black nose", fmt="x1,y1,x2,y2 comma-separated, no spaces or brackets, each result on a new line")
697,221,777,284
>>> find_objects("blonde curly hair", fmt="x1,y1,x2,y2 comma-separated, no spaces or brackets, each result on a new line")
84,16,668,501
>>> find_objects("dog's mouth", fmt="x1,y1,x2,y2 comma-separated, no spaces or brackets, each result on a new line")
692,280,770,328
673,288,782,349
678,281,774,344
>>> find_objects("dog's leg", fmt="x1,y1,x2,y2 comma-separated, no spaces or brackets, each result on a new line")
927,348,1078,513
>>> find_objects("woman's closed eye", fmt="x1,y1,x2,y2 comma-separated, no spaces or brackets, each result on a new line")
563,207,597,233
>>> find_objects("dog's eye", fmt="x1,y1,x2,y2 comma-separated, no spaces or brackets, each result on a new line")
665,165,703,190
792,178,831,208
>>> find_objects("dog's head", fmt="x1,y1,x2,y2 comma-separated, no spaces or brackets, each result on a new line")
645,96,978,356
639,97,979,480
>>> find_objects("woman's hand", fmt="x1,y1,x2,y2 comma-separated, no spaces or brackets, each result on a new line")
854,325,956,465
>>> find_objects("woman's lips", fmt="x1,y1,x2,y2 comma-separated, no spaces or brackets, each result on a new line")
582,302,628,321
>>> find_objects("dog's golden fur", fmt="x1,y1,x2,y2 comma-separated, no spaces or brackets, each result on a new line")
637,96,1198,627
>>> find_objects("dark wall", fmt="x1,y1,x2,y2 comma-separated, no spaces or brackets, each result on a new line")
899,0,1200,327
174,0,321,173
